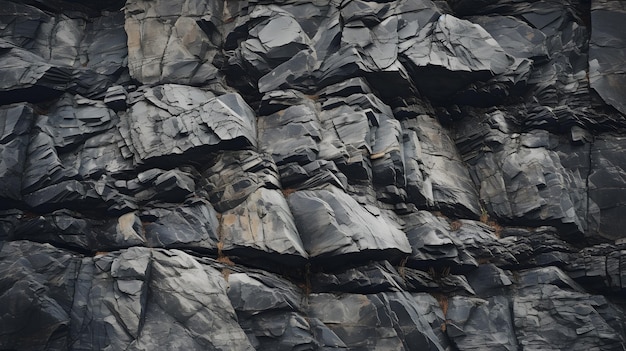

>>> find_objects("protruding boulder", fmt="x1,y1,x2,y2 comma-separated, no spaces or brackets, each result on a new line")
220,188,308,265
287,185,411,264
399,14,514,101
140,199,219,250
118,86,257,166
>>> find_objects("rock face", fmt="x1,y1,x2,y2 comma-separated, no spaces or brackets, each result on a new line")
1,0,626,350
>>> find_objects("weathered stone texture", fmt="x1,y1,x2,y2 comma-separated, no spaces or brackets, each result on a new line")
1,0,626,349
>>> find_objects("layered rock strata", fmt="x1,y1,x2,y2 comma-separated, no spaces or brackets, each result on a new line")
1,0,626,350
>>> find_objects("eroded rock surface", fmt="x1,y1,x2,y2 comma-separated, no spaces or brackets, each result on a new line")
1,0,626,350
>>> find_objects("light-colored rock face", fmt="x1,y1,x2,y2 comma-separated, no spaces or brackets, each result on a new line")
124,0,223,85
1,0,626,350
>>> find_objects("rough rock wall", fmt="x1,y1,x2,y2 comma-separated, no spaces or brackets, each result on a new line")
1,0,626,350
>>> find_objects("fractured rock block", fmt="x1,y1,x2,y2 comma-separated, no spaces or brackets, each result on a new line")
220,188,308,264
446,295,518,351
140,199,219,250
0,104,34,202
589,1,626,115
119,85,257,166
403,116,481,218
287,185,411,264
124,0,222,85
200,150,280,212
513,284,625,350
308,292,444,350
399,14,514,100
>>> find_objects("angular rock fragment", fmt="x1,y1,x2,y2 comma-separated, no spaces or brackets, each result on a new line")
124,0,222,85
310,261,405,294
140,199,219,250
21,127,70,194
399,14,514,100
403,116,481,217
70,247,151,350
117,167,198,205
563,242,626,294
452,220,518,266
10,210,145,251
287,185,411,264
589,135,626,240
308,292,445,350
200,150,281,212
0,241,77,350
44,94,117,150
258,103,322,167
499,226,573,268
0,242,253,350
517,266,584,292
0,41,71,103
410,293,453,351
0,104,34,203
0,3,127,102
371,111,407,204
403,267,476,295
445,295,518,351
470,15,548,60
23,180,104,211
104,85,128,111
465,263,512,296
589,0,626,115
215,263,329,350
454,109,589,235
403,211,478,271
63,127,134,181
220,188,308,265
119,86,257,166
128,249,253,350
513,284,626,350
17,94,132,211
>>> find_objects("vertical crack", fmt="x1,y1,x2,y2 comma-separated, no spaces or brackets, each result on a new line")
585,135,595,234
133,249,153,346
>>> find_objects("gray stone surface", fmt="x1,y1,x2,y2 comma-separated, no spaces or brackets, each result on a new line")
118,86,257,166
0,2,127,102
455,109,590,235
513,284,625,351
308,292,444,350
589,135,626,240
399,13,516,101
0,104,34,202
220,188,308,264
287,185,411,263
140,199,219,250
218,263,331,350
446,295,518,351
403,211,477,270
310,261,405,294
1,0,626,349
403,116,481,217
0,241,253,350
589,0,626,115
124,0,222,85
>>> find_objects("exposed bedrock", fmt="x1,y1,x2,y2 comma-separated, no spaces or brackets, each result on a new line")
1,0,626,350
